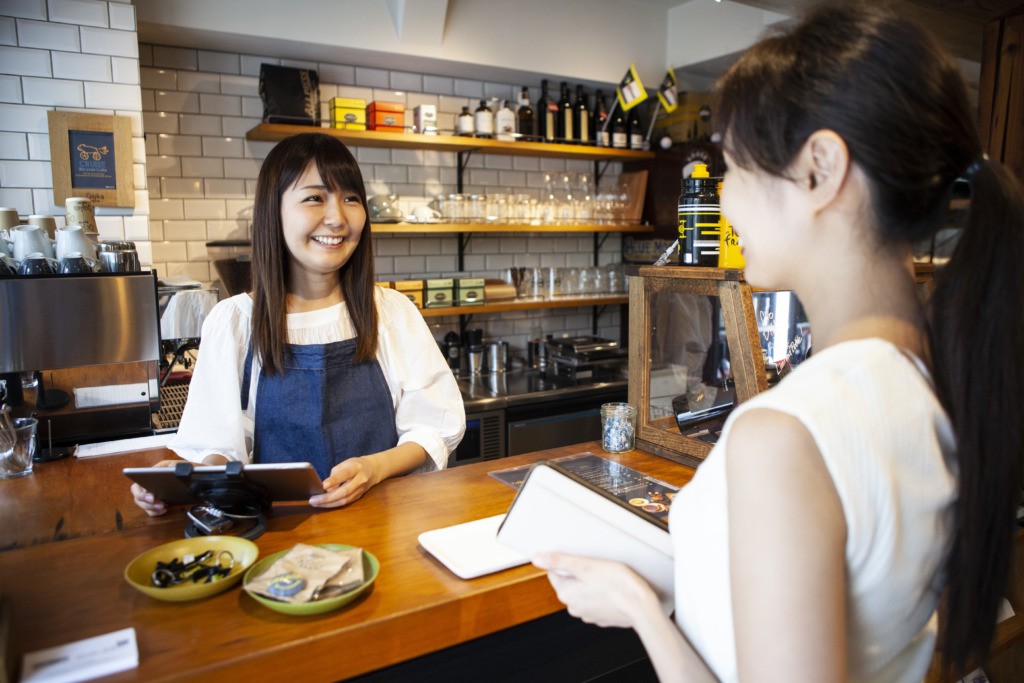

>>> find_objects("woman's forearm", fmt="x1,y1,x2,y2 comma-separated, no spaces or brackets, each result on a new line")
360,441,428,485
627,583,718,683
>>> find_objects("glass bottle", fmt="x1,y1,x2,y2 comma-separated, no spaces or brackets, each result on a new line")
611,105,627,149
628,106,644,150
537,79,556,142
574,85,590,145
474,99,494,138
516,86,534,141
456,106,474,136
594,90,610,147
495,100,516,141
557,81,573,142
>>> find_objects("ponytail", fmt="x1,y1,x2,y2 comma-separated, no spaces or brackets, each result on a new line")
930,158,1024,675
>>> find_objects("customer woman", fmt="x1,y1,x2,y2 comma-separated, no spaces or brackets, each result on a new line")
133,133,464,513
534,5,1023,681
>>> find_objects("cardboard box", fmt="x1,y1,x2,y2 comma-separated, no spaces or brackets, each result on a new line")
367,101,405,132
413,104,438,135
330,97,367,130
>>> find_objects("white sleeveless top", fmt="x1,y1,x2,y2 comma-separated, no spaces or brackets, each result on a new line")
669,339,957,682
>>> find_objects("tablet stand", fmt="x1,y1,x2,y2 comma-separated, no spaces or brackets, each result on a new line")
175,461,270,540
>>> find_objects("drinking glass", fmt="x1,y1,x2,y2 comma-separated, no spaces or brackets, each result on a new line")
0,417,37,478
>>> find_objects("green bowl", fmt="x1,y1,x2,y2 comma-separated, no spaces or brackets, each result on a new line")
243,544,379,615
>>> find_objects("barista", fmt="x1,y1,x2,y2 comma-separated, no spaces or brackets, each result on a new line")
132,133,465,515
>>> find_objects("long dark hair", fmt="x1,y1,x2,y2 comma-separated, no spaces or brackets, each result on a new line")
250,133,379,374
714,3,1024,675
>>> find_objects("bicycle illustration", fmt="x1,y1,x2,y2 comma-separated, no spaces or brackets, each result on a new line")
77,143,108,160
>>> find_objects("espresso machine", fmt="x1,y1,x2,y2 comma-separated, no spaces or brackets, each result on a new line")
0,272,162,454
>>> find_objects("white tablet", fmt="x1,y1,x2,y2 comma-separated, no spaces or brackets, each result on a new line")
122,462,324,504
496,461,675,614
419,514,529,579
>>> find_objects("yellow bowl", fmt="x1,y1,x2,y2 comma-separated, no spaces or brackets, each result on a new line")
124,536,259,602
243,544,379,616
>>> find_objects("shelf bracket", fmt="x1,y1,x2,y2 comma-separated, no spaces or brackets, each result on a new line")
593,233,611,266
592,305,608,335
457,233,472,272
458,313,475,336
594,159,612,187
456,150,475,193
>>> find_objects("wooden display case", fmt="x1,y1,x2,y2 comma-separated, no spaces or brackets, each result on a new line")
627,266,770,466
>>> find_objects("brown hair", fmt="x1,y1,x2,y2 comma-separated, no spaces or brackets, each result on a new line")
714,3,1024,675
250,133,379,374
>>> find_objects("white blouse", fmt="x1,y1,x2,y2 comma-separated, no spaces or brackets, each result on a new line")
670,339,957,682
168,287,465,472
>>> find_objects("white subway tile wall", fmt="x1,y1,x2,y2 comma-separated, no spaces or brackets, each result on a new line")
0,3,147,246
138,44,627,349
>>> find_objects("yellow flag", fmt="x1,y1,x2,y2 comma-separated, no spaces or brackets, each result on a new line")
616,64,648,112
657,70,678,113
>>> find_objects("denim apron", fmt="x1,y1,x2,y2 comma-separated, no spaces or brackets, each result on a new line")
241,338,399,480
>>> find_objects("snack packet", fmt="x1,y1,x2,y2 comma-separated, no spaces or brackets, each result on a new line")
246,544,363,603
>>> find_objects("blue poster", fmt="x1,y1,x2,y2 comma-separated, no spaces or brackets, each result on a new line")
68,129,116,189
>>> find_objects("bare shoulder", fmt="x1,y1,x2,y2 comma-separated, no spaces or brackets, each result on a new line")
724,407,845,542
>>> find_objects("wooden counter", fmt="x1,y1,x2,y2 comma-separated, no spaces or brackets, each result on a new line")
0,443,695,682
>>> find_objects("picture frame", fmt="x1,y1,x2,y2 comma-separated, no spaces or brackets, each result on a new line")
47,111,135,207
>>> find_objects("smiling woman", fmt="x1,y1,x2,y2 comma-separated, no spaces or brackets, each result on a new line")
129,133,466,516
279,163,367,306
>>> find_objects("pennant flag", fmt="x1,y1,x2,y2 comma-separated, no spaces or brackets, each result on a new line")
616,64,648,112
657,70,678,113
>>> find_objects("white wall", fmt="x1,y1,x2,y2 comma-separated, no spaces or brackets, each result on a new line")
0,0,150,260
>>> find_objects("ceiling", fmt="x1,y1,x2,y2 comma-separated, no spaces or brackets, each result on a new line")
633,0,1024,63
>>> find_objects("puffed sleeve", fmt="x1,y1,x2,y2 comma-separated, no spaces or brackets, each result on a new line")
375,288,466,471
167,296,254,464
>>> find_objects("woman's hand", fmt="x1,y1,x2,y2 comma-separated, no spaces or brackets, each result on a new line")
309,443,429,509
310,456,380,508
129,454,229,516
129,459,180,516
533,552,656,629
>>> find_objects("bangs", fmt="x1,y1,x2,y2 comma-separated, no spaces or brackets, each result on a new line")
313,145,366,198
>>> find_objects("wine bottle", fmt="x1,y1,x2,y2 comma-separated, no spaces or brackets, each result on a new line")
574,85,590,145
611,106,627,149
516,86,534,141
537,79,556,142
628,105,644,150
474,99,494,139
456,106,474,136
557,81,574,142
594,90,610,147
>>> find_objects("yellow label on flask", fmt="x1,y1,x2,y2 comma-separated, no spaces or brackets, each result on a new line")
717,216,745,269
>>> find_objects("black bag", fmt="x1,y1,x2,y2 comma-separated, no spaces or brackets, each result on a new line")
258,64,321,125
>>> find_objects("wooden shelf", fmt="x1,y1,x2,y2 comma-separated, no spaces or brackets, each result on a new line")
373,222,652,234
418,294,628,318
246,123,656,161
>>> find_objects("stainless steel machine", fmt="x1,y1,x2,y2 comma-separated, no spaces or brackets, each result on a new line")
0,272,162,454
